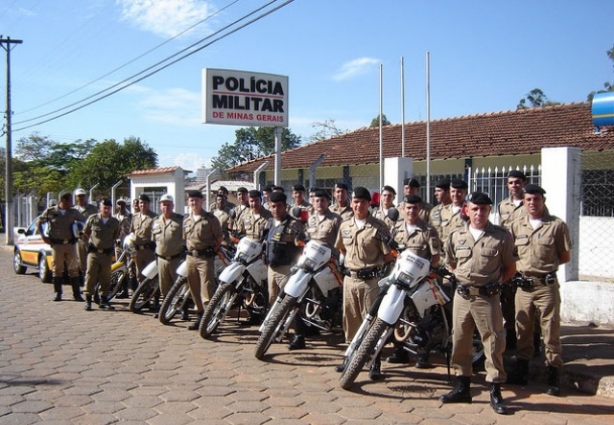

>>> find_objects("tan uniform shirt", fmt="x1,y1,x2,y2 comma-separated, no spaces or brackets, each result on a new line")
38,206,85,240
398,201,433,223
152,213,184,257
335,215,391,270
497,196,526,229
183,209,223,251
236,208,272,240
306,210,342,250
510,214,571,277
439,204,465,244
114,211,132,242
371,206,398,230
83,214,120,249
213,205,232,237
330,203,353,221
445,222,516,287
130,211,157,246
391,219,440,261
428,203,449,238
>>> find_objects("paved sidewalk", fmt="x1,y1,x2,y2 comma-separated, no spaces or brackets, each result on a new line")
1,249,613,424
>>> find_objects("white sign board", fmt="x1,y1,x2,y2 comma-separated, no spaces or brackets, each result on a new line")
202,68,288,127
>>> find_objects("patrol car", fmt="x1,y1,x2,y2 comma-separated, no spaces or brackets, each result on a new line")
13,218,53,283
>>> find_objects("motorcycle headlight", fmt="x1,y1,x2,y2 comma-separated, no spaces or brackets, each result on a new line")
397,271,414,286
303,258,317,273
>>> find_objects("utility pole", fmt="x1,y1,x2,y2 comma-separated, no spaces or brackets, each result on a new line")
1,36,23,245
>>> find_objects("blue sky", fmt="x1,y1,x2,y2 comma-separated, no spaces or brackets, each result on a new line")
1,0,613,174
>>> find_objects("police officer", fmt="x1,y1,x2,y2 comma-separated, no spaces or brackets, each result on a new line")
74,188,98,283
507,184,571,396
387,194,441,367
330,182,353,221
151,194,184,310
38,193,86,302
440,192,516,415
371,185,398,230
429,178,452,238
114,199,133,298
130,194,157,285
210,186,236,211
235,190,272,240
82,199,120,311
212,193,232,243
230,187,250,230
262,184,274,211
335,187,394,380
398,178,433,222
265,191,305,306
439,178,468,246
183,190,223,330
288,189,342,350
289,183,311,218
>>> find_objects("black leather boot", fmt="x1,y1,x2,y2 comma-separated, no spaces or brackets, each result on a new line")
84,295,93,311
386,345,410,364
53,277,63,301
489,383,508,414
546,365,561,396
506,358,529,385
335,358,348,373
188,312,203,330
71,277,84,301
288,334,306,350
440,376,472,404
369,355,383,381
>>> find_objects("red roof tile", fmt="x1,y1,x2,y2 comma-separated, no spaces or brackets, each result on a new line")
127,166,190,177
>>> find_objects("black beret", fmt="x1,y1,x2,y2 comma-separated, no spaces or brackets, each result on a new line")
293,184,306,192
262,184,274,192
381,185,396,195
186,190,203,199
313,189,330,200
524,184,546,196
248,190,261,198
404,177,420,188
335,182,348,190
269,192,287,203
237,187,248,193
352,186,371,201
116,199,126,205
450,178,468,190
404,194,422,204
468,192,492,205
272,186,285,192
508,170,527,181
218,186,229,194
139,193,151,202
101,198,112,207
435,178,450,190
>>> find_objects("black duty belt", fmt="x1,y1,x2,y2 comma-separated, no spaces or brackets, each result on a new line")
88,245,114,255
515,273,557,289
156,252,183,261
50,238,77,245
344,266,382,280
457,282,500,298
135,242,155,251
186,247,216,258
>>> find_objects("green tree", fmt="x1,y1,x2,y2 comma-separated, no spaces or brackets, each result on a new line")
370,114,391,127
211,126,301,177
517,88,560,110
587,44,614,101
309,119,347,142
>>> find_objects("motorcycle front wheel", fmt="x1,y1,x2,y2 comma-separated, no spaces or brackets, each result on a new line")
199,283,236,339
254,295,296,360
129,276,159,313
339,317,390,390
159,277,190,325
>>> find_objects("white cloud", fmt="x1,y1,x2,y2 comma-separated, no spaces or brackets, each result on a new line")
159,152,210,172
117,0,215,38
137,87,202,126
333,57,380,81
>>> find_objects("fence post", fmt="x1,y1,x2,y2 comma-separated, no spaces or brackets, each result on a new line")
540,147,581,281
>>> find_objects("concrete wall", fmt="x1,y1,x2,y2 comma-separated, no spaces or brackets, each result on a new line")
561,280,614,326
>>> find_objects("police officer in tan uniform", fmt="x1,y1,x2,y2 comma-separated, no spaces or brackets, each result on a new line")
265,191,305,306
82,199,120,311
151,194,184,306
371,185,398,230
441,192,516,415
335,187,394,380
330,182,353,221
398,178,433,222
262,184,274,211
439,178,468,247
212,193,232,243
387,194,441,367
230,187,250,230
114,199,133,298
288,189,342,350
288,184,311,218
429,178,451,238
130,194,157,285
235,190,272,240
183,190,223,330
507,184,571,396
74,188,98,282
38,193,86,302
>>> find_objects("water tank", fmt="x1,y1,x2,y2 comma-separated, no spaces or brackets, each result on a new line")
591,92,614,131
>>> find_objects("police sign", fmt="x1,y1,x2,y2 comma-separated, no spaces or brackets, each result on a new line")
202,68,289,127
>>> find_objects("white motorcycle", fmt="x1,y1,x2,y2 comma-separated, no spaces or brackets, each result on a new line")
254,239,343,360
198,236,268,339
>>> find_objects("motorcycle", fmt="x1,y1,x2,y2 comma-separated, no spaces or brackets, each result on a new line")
254,239,343,360
158,245,235,325
198,236,268,339
94,236,136,303
339,249,484,390
129,259,160,313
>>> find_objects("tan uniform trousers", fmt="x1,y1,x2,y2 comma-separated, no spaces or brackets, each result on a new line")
84,252,113,297
451,291,507,383
186,255,216,313
77,238,88,276
515,283,563,368
51,244,80,278
158,256,182,298
343,276,380,342
134,249,155,283
268,264,293,306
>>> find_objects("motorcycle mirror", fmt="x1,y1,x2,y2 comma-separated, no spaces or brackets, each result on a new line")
290,206,307,222
228,208,237,220
387,207,399,222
